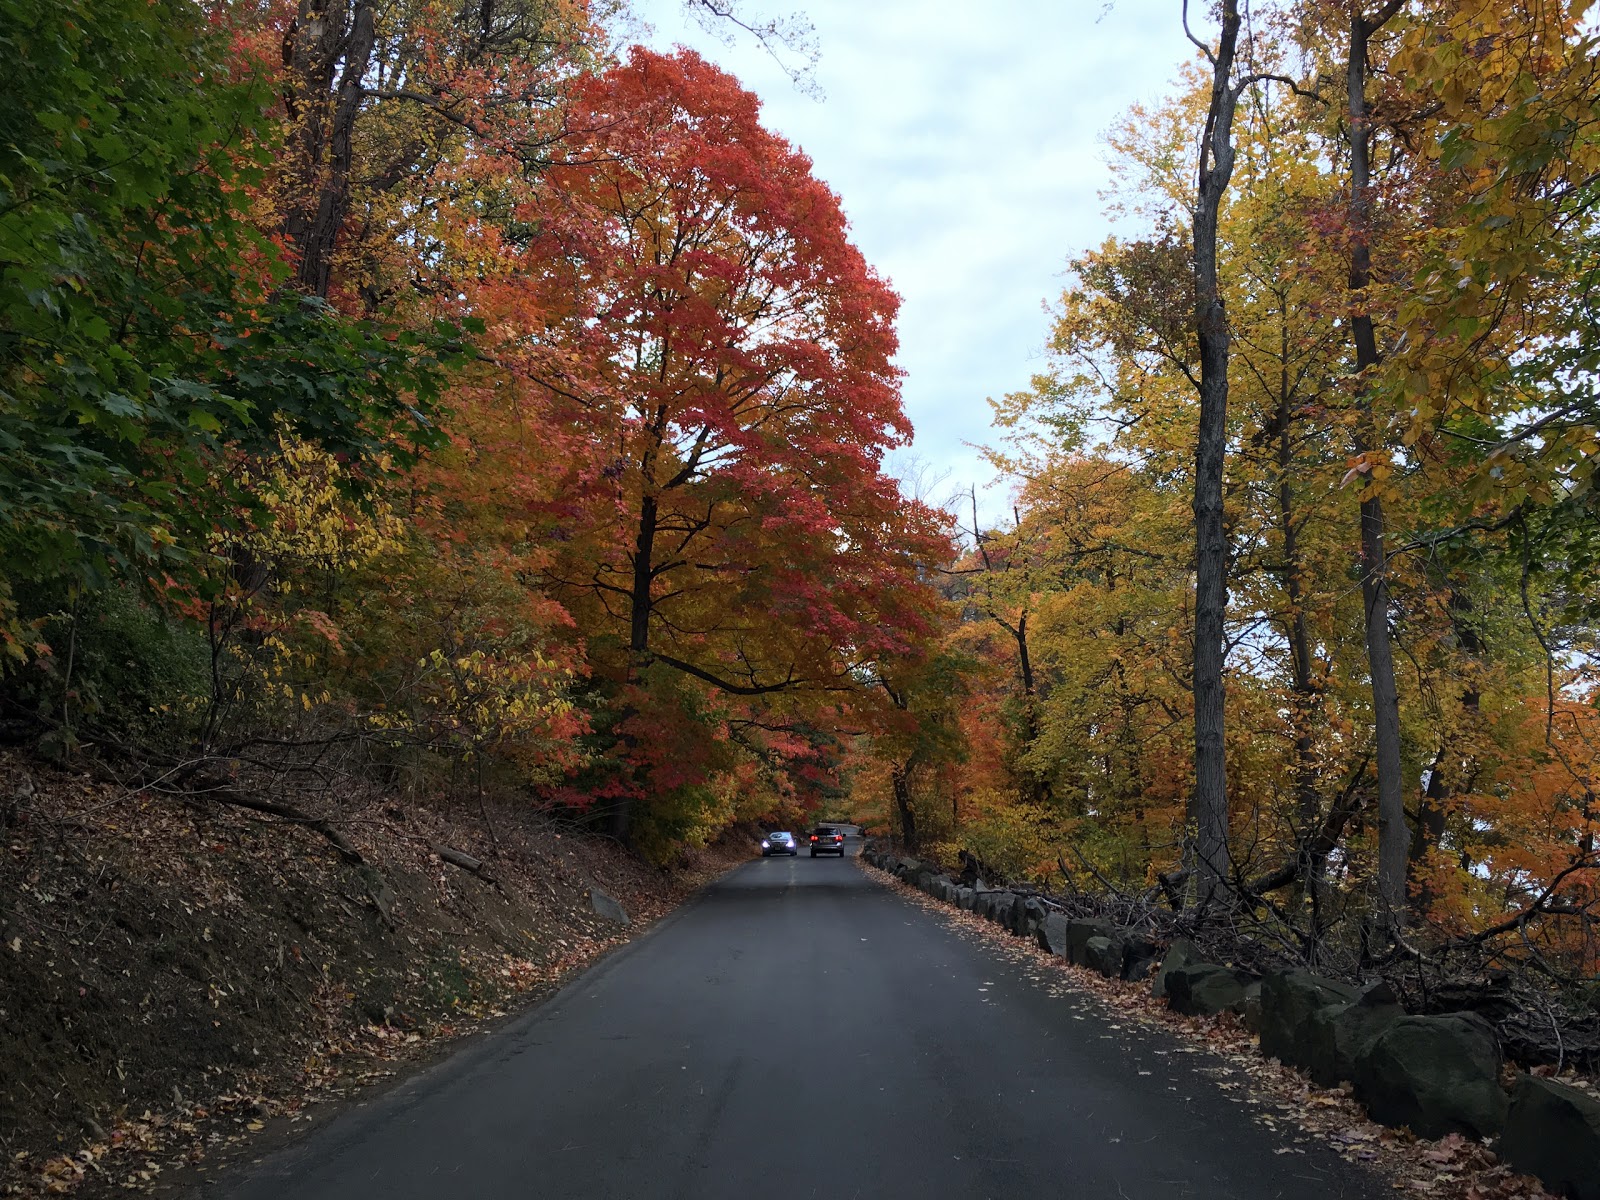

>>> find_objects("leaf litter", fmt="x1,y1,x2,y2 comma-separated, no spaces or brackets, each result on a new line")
859,857,1563,1200
0,750,751,1197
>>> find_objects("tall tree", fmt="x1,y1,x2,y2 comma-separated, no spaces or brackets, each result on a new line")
517,49,947,832
1184,0,1250,901
1342,0,1411,925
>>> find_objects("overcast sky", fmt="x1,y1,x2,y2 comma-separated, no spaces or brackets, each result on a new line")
626,0,1194,524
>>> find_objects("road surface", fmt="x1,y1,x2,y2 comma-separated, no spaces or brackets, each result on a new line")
211,837,1385,1199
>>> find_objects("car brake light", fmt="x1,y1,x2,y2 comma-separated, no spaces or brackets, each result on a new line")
810,835,818,841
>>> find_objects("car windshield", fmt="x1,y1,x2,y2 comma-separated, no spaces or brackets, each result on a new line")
814,829,836,837
770,832,791,840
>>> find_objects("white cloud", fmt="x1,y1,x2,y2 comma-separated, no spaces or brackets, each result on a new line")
628,0,1193,522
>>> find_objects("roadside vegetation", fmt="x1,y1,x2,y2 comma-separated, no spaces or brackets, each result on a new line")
1,0,937,1186
5,0,1600,1191
1,0,946,866
846,0,1600,1064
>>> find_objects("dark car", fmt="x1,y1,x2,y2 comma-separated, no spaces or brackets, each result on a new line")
761,831,798,856
808,827,846,857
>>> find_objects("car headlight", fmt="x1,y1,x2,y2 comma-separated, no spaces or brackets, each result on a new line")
760,841,769,849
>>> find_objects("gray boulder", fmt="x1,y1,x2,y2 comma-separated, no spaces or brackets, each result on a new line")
1037,912,1069,956
1011,897,1047,938
956,886,975,911
988,893,1016,927
1165,963,1252,1016
1064,919,1118,966
1302,983,1405,1088
1123,953,1160,983
1121,935,1161,983
589,887,630,925
1259,971,1361,1068
1083,935,1123,978
1152,938,1200,998
1354,1013,1507,1139
1000,893,1022,932
1498,1074,1600,1200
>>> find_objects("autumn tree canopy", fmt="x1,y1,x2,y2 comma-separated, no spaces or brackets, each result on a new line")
842,0,1600,988
5,0,1598,989
0,5,949,859
523,50,942,698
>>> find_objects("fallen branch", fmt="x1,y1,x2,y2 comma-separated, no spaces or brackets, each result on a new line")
1244,754,1371,898
429,842,506,894
202,788,365,865
161,764,396,923
1069,844,1130,900
1452,855,1600,947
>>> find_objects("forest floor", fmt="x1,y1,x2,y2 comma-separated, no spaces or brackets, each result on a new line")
0,749,752,1197
860,858,1599,1200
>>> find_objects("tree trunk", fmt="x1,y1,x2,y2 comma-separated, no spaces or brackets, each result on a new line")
1012,612,1053,805
1274,377,1329,917
629,493,658,660
1409,587,1484,914
891,763,917,850
607,492,661,842
1346,6,1410,926
1189,0,1246,904
281,0,376,297
1275,373,1322,831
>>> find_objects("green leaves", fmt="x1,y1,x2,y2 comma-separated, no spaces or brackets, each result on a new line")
0,0,459,618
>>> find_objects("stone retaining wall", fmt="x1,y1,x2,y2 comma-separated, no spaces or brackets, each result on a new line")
862,847,1599,1199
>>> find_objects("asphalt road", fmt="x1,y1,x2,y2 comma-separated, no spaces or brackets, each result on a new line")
212,837,1387,1200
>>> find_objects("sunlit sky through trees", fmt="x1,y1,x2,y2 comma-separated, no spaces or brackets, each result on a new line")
627,0,1193,526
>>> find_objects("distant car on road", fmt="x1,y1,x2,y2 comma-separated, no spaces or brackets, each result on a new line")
761,832,798,856
808,827,846,857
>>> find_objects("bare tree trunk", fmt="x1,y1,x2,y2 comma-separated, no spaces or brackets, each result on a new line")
1275,364,1322,833
891,763,917,851
1189,0,1247,904
281,0,376,297
608,492,661,842
1011,613,1054,805
629,493,658,661
1345,4,1410,926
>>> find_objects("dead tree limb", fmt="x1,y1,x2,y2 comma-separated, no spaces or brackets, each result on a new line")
429,842,507,894
164,765,396,922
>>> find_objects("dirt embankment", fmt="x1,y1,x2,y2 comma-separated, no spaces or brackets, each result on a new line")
0,752,750,1196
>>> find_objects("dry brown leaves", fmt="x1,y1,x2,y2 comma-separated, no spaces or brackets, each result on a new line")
857,859,1561,1200
0,749,750,1197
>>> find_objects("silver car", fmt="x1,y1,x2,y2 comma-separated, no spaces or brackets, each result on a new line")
761,831,798,856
